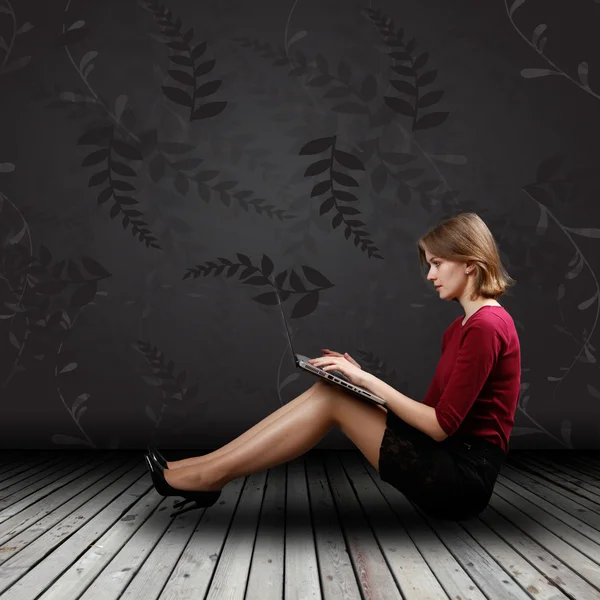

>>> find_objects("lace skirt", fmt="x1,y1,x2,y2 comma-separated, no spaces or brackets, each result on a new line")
377,407,507,521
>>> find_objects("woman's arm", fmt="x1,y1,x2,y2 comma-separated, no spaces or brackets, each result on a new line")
361,373,448,442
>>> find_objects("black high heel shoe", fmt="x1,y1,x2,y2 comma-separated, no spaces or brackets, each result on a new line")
144,453,221,518
147,446,168,469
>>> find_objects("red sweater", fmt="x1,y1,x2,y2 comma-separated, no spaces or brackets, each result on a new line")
423,305,521,453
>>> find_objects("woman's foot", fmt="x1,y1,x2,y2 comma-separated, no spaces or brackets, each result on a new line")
166,455,214,470
144,455,222,518
163,461,224,492
146,447,213,471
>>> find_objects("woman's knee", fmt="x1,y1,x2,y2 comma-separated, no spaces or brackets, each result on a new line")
309,380,347,414
310,379,339,396
311,379,328,389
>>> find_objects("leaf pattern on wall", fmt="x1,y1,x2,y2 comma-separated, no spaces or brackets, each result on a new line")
184,253,333,318
0,241,112,380
133,340,202,433
0,192,112,448
77,125,161,249
236,37,458,215
147,140,290,220
0,2,33,76
362,8,448,132
141,0,228,122
355,349,408,394
299,135,383,259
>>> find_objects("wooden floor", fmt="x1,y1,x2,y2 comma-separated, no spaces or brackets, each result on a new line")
0,451,600,600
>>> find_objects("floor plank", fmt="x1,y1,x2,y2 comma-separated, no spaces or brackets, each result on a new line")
245,464,285,600
305,453,361,600
156,475,245,599
340,453,451,599
284,457,321,600
325,453,402,600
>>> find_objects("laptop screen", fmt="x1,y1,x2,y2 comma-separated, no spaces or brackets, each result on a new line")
273,284,297,360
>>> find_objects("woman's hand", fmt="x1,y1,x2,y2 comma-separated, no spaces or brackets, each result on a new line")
309,355,368,388
321,348,361,369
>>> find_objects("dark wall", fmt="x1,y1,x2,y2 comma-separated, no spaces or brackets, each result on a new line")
1,0,600,450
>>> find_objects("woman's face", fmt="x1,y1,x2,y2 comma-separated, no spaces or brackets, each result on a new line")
424,251,470,300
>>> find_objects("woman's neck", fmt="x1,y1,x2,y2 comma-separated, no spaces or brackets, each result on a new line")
461,299,501,325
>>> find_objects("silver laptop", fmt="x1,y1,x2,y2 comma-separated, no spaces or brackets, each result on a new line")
273,284,387,408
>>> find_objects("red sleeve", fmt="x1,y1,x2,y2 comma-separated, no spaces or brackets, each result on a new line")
441,328,449,354
423,325,451,406
441,319,458,353
434,323,502,436
422,375,440,406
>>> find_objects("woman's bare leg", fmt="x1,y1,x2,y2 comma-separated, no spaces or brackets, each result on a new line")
166,381,325,469
163,382,388,492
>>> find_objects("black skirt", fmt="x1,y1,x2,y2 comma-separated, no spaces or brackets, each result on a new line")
377,407,507,521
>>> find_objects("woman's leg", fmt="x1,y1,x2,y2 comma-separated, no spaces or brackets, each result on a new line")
166,381,325,469
163,382,388,492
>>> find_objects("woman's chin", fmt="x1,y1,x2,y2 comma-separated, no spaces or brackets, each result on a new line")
438,290,456,301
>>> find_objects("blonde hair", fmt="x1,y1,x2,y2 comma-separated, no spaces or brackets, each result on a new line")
417,212,516,301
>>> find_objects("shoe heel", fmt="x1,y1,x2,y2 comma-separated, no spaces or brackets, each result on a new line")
147,446,168,469
146,454,222,517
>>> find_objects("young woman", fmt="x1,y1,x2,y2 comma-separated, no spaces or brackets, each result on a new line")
146,212,521,521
